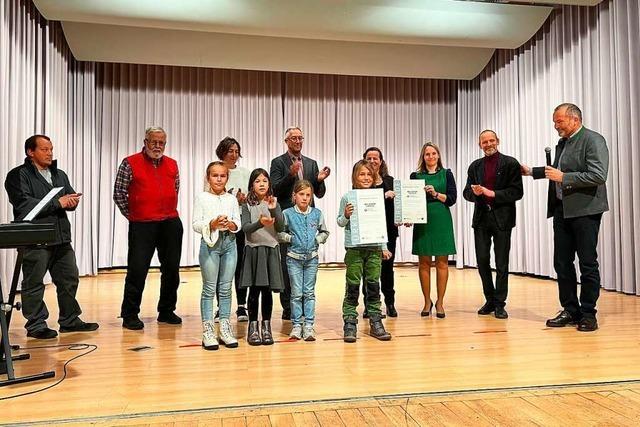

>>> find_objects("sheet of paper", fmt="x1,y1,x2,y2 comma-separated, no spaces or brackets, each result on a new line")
393,179,427,224
349,188,388,245
23,187,64,221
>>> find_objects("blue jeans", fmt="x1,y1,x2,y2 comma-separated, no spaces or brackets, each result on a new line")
199,235,237,321
287,256,319,326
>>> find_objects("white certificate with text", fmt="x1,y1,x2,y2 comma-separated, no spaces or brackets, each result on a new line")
393,179,427,224
348,188,388,246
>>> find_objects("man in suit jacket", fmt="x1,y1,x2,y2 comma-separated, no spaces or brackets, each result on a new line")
522,103,608,332
270,127,330,318
463,130,524,319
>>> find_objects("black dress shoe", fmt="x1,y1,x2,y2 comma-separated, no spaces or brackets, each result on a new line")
494,307,508,319
60,320,99,333
157,312,182,324
477,302,495,315
27,327,58,339
281,310,291,321
123,315,144,330
386,304,398,318
577,317,598,332
546,310,579,327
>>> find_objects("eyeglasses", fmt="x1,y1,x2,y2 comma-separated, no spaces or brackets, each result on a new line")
287,136,304,142
145,139,166,147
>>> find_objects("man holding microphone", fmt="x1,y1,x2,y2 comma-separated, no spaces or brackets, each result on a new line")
522,103,609,332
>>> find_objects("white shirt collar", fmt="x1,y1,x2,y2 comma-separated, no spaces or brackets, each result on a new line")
294,205,312,215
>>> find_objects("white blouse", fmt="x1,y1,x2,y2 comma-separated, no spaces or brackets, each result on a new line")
192,191,241,247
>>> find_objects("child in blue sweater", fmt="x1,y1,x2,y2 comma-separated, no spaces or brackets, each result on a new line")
279,180,329,341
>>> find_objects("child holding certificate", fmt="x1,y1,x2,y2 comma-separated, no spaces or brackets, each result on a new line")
240,168,285,346
337,160,392,343
279,180,330,341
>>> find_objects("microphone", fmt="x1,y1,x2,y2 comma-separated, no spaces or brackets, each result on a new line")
545,147,552,166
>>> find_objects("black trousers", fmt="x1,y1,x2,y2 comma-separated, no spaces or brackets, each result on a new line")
474,212,512,309
553,204,602,319
248,287,273,321
121,217,183,318
362,237,397,306
279,243,291,314
216,229,247,307
20,243,82,333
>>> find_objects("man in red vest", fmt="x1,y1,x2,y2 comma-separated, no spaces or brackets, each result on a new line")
113,127,183,330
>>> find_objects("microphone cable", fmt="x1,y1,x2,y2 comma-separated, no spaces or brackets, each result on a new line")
0,343,97,401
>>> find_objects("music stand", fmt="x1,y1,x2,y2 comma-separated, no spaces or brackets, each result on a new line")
0,221,58,386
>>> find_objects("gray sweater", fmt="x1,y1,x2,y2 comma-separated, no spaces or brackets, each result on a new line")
241,201,284,248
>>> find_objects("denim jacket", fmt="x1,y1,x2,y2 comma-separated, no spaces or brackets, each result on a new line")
279,206,329,260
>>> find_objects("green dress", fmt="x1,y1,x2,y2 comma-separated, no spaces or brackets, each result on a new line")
411,169,456,256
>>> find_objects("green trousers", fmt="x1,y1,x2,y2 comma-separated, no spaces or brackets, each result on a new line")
342,248,382,319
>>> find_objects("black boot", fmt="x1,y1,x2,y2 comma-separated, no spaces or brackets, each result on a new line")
343,318,358,343
369,316,391,341
261,320,274,345
247,321,261,346
386,304,398,317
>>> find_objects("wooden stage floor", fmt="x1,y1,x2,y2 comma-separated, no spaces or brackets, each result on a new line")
2,266,639,425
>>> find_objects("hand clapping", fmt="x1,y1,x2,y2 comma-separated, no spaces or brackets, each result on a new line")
265,195,278,210
259,214,275,227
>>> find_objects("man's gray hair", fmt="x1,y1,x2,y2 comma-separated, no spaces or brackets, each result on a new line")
145,126,166,139
284,126,302,140
554,103,582,121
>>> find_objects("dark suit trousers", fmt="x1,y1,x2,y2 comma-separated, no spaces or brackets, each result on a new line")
553,204,602,318
121,217,183,318
279,243,291,314
474,212,512,308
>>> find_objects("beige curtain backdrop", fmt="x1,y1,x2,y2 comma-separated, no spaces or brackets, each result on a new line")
2,0,639,296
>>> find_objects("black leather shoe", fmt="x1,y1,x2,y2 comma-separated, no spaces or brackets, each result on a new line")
477,302,495,315
157,312,182,324
281,310,291,321
60,320,99,333
546,310,579,328
123,315,144,330
27,327,58,339
494,307,508,319
386,304,398,318
577,317,598,332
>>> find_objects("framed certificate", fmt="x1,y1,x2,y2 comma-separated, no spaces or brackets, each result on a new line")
393,179,427,224
348,188,388,246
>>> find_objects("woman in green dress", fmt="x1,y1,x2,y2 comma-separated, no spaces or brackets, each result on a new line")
410,142,457,318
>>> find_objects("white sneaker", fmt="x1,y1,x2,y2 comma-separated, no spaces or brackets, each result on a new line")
218,319,238,348
202,321,219,351
302,324,316,341
290,324,302,340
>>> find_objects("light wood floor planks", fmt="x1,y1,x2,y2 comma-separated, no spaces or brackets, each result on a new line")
44,383,640,426
2,267,640,425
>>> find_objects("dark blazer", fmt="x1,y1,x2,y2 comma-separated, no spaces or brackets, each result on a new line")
269,152,326,210
4,158,77,245
532,127,608,219
463,152,523,230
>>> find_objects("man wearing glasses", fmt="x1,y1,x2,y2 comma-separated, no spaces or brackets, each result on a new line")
113,126,184,330
270,127,331,319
